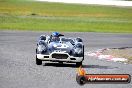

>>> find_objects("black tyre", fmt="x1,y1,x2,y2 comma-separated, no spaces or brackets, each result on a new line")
36,55,42,65
83,45,84,61
40,35,46,41
36,48,37,53
76,62,82,67
76,75,86,85
76,38,83,42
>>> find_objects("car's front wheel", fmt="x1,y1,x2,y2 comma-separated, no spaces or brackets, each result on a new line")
36,55,42,65
76,62,82,67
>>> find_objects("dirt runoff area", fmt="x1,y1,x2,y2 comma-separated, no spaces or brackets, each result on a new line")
102,47,132,64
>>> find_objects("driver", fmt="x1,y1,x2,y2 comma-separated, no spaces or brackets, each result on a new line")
51,32,60,42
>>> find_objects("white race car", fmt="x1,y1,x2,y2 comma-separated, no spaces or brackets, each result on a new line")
36,32,84,66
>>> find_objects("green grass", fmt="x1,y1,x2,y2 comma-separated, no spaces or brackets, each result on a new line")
0,0,132,32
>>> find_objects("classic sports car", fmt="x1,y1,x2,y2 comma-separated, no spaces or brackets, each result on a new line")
36,32,84,66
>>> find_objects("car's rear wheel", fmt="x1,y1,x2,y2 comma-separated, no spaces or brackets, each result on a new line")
76,62,82,67
36,55,42,65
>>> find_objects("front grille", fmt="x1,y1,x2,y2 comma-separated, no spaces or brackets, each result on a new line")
44,56,49,58
70,58,76,60
52,53,68,59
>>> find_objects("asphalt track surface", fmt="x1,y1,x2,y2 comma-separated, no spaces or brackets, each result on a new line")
0,31,132,88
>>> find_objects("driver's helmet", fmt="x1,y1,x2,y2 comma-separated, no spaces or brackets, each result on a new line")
51,32,60,41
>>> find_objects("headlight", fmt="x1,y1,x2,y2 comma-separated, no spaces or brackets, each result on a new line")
38,45,47,52
74,48,82,55
75,43,82,48
73,43,83,56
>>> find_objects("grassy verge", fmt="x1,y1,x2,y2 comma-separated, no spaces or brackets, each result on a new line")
0,0,132,32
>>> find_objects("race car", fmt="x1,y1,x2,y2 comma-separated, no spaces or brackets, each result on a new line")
36,32,84,66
